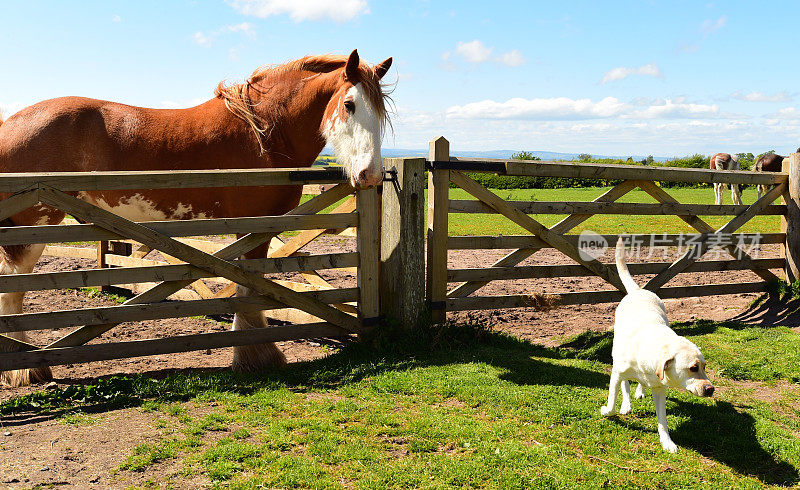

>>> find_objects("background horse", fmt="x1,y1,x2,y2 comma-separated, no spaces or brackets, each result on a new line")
0,49,392,387
710,153,742,205
754,149,799,199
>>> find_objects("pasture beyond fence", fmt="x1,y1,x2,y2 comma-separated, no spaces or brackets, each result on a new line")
0,138,797,373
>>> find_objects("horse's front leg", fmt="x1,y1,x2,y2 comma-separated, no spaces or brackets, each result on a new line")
0,244,51,387
731,184,742,206
231,283,288,371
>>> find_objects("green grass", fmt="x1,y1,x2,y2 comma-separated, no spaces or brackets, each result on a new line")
300,185,778,237
445,186,779,236
4,323,800,487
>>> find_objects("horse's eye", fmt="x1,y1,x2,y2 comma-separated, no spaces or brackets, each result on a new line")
344,100,355,113
689,365,699,373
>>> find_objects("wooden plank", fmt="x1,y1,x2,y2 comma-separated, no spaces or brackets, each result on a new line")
449,170,625,291
635,180,779,284
162,254,215,299
0,322,351,371
0,251,358,293
785,154,800,281
426,138,451,323
357,186,381,323
447,180,638,299
380,158,425,328
0,213,359,246
43,184,358,350
447,281,769,311
446,233,785,250
42,245,97,260
0,188,40,222
644,183,787,291
447,258,785,282
37,187,361,332
0,167,348,193
449,199,785,216
432,159,787,186
270,196,356,258
0,288,358,333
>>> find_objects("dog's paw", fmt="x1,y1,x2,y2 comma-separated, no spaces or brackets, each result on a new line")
661,438,678,453
619,403,631,415
634,384,646,399
600,405,615,417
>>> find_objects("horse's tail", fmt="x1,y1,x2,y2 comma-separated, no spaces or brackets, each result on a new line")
615,238,639,294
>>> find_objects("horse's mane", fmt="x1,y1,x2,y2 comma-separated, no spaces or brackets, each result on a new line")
215,55,391,154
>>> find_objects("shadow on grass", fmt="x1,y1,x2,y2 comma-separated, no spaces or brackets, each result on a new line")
2,322,797,485
611,397,799,486
671,399,800,486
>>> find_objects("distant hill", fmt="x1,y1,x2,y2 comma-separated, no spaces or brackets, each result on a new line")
318,147,675,163
380,148,672,163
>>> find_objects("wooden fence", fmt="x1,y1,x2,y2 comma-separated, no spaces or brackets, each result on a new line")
0,141,797,373
421,137,797,323
0,167,380,372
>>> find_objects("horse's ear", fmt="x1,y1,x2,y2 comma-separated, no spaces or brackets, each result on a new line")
344,49,360,82
375,57,392,80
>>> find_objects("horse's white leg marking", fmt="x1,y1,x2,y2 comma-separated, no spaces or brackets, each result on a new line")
0,244,51,387
731,183,742,206
231,283,287,371
714,183,723,205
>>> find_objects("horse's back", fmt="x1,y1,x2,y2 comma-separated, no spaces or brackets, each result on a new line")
0,97,122,172
756,153,784,173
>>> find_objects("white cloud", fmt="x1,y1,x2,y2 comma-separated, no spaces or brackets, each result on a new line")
111,14,122,22
702,15,727,33
222,22,256,39
228,0,369,22
499,49,525,67
626,99,719,119
445,96,723,121
731,90,791,103
193,31,211,47
193,23,257,47
455,40,492,63
443,40,525,68
764,107,800,119
680,15,727,52
601,63,663,84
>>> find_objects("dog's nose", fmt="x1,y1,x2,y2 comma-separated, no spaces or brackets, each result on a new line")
703,385,715,397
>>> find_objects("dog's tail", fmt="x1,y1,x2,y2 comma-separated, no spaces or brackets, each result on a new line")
615,238,639,293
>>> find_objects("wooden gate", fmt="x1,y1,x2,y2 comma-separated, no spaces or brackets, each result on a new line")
425,137,790,322
0,167,379,371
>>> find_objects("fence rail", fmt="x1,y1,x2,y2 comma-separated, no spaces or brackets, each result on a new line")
0,166,379,373
423,136,796,323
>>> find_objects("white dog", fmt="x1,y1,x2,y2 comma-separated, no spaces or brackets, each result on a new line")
601,239,715,453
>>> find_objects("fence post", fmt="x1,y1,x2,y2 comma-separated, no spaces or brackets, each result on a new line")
426,137,450,324
380,157,426,328
357,187,380,327
784,153,800,282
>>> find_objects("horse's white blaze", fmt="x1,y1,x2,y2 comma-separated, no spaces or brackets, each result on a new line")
323,84,383,188
76,192,209,221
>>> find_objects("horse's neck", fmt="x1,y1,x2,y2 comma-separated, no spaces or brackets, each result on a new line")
253,73,335,167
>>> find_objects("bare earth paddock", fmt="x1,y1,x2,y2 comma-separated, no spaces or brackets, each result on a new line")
0,234,792,487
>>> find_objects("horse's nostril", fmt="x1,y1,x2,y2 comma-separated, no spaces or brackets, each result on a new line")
704,385,715,396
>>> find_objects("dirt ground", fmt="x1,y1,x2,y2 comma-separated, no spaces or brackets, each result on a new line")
0,236,792,487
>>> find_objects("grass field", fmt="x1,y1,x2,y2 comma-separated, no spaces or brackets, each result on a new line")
2,185,797,487
3,322,799,488
445,186,780,236
302,185,779,236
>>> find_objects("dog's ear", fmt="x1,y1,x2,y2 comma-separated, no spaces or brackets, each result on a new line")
656,349,675,381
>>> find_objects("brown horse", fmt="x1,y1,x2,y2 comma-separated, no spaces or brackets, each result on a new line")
754,152,786,199
709,153,742,205
0,49,392,387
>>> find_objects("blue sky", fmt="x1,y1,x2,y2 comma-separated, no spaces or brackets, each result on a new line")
1,1,799,157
